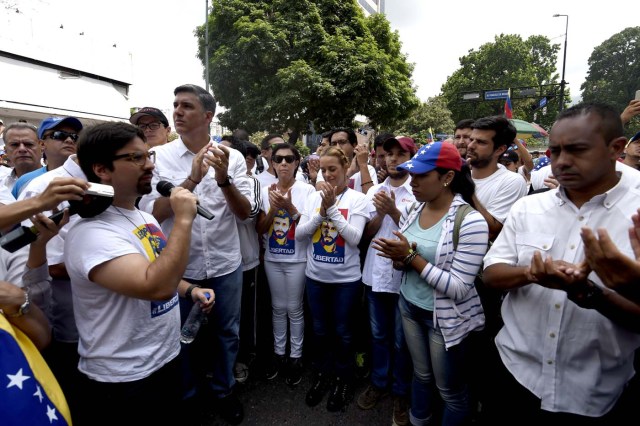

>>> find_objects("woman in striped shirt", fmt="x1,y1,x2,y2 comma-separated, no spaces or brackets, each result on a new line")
373,142,489,426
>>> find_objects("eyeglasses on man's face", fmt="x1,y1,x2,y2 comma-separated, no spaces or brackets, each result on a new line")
44,130,79,142
138,122,163,131
112,150,156,166
273,154,296,164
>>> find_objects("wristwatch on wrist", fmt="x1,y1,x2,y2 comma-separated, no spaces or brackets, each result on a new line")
217,176,232,188
291,212,301,221
6,289,31,317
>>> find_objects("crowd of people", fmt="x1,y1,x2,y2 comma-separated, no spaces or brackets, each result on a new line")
1,86,640,426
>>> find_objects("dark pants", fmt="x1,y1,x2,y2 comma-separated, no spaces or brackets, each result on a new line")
483,353,632,426
305,277,362,380
180,266,243,399
238,267,258,365
74,356,181,426
42,340,82,423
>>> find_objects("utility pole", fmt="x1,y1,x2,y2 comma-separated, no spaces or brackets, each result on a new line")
553,14,569,111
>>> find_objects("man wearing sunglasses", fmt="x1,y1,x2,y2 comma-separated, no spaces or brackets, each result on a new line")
12,116,82,198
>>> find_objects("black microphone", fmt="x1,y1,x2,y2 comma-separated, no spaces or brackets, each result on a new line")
156,181,215,220
0,183,114,253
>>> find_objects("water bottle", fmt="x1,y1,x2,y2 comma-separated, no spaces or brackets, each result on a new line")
180,292,211,344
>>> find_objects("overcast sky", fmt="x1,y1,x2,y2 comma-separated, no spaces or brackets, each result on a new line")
7,0,639,121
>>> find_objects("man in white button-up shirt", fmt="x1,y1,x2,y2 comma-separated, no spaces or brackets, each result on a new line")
482,102,640,424
138,84,251,425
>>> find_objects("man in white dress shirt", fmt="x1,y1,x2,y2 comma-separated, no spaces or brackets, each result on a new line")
139,84,251,425
483,102,640,424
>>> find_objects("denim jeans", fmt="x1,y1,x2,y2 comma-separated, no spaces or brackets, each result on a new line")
180,266,243,399
366,286,412,396
305,277,362,380
399,295,469,426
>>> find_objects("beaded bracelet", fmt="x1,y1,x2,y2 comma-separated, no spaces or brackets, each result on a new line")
403,249,419,266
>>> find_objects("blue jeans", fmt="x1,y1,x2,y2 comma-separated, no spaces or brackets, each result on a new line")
305,277,362,380
366,286,412,397
399,295,469,426
181,266,243,399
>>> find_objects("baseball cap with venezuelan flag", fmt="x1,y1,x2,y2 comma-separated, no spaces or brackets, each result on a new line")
397,142,463,174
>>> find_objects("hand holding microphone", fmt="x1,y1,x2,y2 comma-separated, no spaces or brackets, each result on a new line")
156,181,215,220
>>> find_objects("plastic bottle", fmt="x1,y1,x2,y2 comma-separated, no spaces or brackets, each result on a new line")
180,292,211,344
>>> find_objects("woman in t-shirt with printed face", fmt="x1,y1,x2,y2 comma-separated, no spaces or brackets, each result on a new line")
373,142,489,426
257,143,315,386
296,146,369,412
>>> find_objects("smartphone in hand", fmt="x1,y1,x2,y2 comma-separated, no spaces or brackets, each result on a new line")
635,89,640,101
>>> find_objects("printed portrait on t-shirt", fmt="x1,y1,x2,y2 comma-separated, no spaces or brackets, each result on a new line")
269,208,295,255
134,223,167,260
312,208,347,263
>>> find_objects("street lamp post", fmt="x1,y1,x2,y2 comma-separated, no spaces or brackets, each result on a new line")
205,0,210,92
553,14,569,111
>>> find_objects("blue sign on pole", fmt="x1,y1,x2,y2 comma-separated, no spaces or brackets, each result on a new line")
539,97,548,108
484,89,510,100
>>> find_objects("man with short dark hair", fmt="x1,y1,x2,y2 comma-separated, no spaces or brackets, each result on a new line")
453,119,474,159
468,116,528,241
358,136,415,425
482,102,640,424
316,127,377,194
129,107,171,148
139,83,251,425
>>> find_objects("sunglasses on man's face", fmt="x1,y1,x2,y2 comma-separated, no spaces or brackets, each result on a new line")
273,155,296,164
45,130,80,142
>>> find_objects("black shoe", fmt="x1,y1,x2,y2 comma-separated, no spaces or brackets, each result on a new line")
285,357,303,387
305,372,330,407
326,377,353,412
215,393,244,425
264,353,285,380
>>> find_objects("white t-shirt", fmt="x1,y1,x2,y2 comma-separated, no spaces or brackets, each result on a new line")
256,170,278,188
316,164,378,193
298,188,369,283
361,177,416,293
473,164,528,224
65,206,180,383
261,180,316,263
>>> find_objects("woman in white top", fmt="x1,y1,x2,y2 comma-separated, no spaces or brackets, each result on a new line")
296,146,369,412
257,143,315,386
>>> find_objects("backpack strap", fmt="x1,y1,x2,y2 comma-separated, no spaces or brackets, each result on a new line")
453,204,474,250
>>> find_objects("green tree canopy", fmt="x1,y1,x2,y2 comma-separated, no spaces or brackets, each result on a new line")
197,0,419,139
386,96,455,143
440,34,563,129
581,27,640,137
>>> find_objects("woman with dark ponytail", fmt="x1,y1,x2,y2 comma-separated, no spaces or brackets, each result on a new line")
373,142,489,426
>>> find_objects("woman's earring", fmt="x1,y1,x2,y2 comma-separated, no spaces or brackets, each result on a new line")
443,182,449,187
